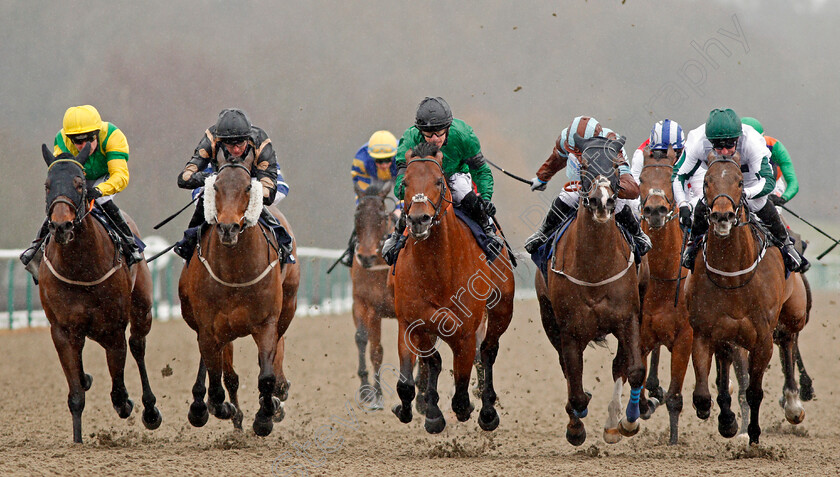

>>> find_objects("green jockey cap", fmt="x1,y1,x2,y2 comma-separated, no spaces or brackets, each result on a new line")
705,108,743,140
740,117,764,135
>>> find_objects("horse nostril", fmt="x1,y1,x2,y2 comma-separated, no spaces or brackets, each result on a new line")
657,206,668,216
643,206,651,216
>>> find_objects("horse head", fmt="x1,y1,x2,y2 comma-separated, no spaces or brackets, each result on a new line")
206,154,261,247
703,150,744,237
403,142,449,240
354,180,393,268
639,146,678,229
576,134,624,223
42,143,92,244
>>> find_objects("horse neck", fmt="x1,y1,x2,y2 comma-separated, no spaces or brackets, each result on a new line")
47,215,115,276
704,221,757,269
406,206,463,280
645,219,682,274
205,223,273,265
565,207,628,273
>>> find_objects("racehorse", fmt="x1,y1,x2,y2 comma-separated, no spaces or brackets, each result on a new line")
686,151,809,445
178,154,299,436
390,142,515,434
637,146,693,444
536,135,645,446
38,144,161,443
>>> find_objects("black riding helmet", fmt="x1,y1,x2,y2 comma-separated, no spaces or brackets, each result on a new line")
215,108,252,141
415,97,453,132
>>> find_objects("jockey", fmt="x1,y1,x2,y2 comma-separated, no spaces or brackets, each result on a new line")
381,97,499,265
524,116,651,256
339,129,401,267
629,120,692,215
20,105,142,276
175,108,290,260
740,117,799,206
675,108,808,273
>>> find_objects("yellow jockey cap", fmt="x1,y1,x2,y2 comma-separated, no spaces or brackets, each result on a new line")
367,130,398,159
63,105,103,135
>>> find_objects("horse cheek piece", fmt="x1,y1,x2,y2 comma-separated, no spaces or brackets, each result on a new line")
537,135,645,446
39,143,161,443
687,152,810,446
391,143,516,435
179,158,300,436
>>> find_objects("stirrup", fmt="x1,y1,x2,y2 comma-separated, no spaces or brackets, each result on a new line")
681,242,699,271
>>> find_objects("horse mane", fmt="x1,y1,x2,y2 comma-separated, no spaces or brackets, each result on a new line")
411,142,440,159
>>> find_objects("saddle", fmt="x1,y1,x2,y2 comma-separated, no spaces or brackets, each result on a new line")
90,208,146,260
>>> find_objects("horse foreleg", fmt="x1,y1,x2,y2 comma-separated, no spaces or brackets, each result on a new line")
391,320,417,424
777,331,805,425
691,334,714,420
472,314,488,399
561,336,589,446
221,343,244,429
104,333,133,420
613,321,644,439
714,345,738,438
732,346,751,437
413,355,429,415
252,322,279,437
50,325,87,443
352,301,370,388
664,328,692,445
645,346,665,403
368,311,385,410
746,339,773,445
451,337,476,424
199,336,236,422
421,348,445,434
187,358,209,427
272,336,289,422
794,340,815,401
128,313,162,431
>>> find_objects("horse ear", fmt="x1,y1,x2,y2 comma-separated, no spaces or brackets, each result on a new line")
76,142,92,166
42,144,56,166
435,151,443,162
380,180,394,197
353,181,365,197
573,133,586,151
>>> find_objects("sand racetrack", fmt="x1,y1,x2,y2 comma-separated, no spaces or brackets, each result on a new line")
1,293,838,476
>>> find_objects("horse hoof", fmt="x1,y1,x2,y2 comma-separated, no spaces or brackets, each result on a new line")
276,380,291,402
253,415,274,437
143,406,162,430
272,402,286,423
618,418,640,438
82,374,93,391
360,391,384,411
567,424,587,446
210,402,236,420
233,408,245,429
188,402,209,427
603,427,623,444
641,397,660,420
786,409,805,425
115,399,134,419
718,415,739,438
455,402,474,423
424,415,446,434
392,404,412,424
648,386,665,403
478,408,499,431
800,383,814,402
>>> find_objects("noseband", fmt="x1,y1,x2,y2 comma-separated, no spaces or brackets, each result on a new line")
404,157,451,226
705,157,746,227
639,162,678,226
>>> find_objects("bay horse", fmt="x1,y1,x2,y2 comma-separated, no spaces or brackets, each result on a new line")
637,146,693,444
178,154,299,436
686,151,809,445
38,144,161,443
390,142,515,434
536,135,645,446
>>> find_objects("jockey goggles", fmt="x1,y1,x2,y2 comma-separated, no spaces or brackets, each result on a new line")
421,129,448,139
710,137,738,150
220,136,247,146
69,132,98,145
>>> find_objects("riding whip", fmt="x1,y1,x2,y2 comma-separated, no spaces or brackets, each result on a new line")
154,194,201,230
484,158,533,185
326,249,349,274
779,204,840,260
145,242,177,263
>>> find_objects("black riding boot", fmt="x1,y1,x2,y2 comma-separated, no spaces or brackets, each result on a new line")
260,207,293,260
381,213,407,266
20,217,50,283
100,200,143,266
174,203,206,262
524,196,573,254
460,191,502,245
615,204,652,257
756,199,810,273
681,201,709,271
340,230,357,268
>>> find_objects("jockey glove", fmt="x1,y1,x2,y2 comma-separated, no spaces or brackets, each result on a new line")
679,205,692,230
482,198,497,217
530,177,547,192
86,185,102,200
769,194,786,206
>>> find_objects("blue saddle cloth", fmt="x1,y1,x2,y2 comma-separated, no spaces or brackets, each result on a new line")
90,208,147,253
452,208,516,267
530,215,635,281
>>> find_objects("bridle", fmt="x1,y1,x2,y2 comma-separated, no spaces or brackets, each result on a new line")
210,161,253,232
639,162,678,227
403,157,452,226
46,158,92,228
354,193,393,256
704,156,747,228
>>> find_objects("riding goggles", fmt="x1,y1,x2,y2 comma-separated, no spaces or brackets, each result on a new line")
710,138,738,149
69,132,98,145
220,136,247,146
421,129,448,139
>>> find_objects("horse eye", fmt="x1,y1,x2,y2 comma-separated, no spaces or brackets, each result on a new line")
246,184,252,192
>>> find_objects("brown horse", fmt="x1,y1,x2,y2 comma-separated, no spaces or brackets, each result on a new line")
38,144,161,443
637,146,693,444
179,155,299,436
686,152,809,445
536,135,645,446
390,142,515,434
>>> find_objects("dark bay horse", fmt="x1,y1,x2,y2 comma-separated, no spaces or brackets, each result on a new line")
391,142,515,434
38,144,161,443
686,152,809,445
536,135,645,446
179,155,299,436
637,146,693,444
